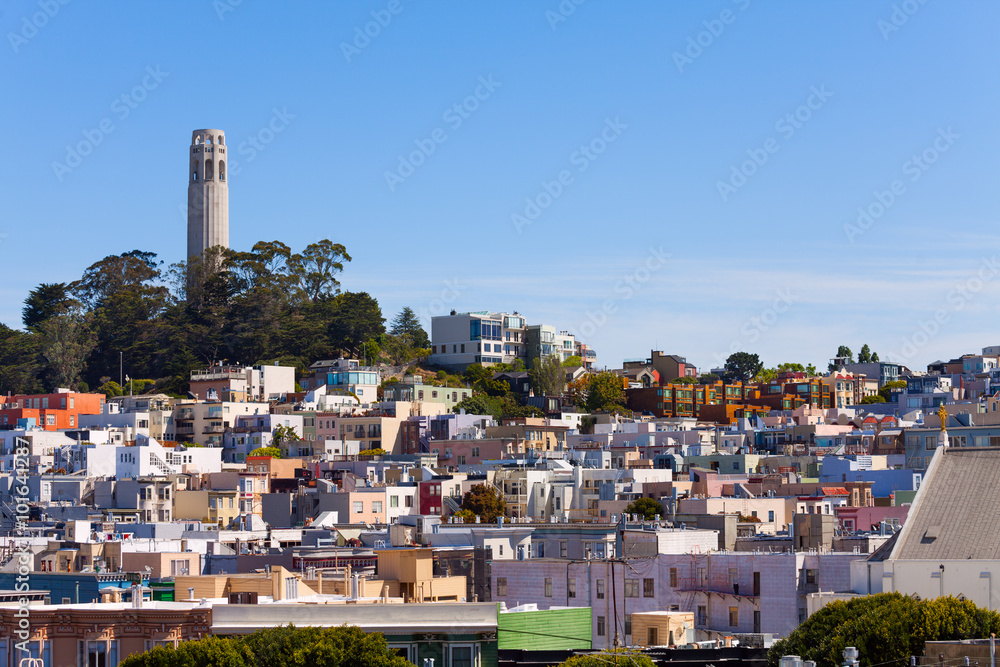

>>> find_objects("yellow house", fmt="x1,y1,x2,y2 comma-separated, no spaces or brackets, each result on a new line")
174,489,240,527
375,548,466,602
631,611,695,647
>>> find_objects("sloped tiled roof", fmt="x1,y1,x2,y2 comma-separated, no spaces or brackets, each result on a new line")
891,447,1000,560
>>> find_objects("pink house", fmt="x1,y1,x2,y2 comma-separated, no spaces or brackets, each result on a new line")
834,505,909,533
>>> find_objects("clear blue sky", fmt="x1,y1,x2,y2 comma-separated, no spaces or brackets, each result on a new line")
2,1,998,372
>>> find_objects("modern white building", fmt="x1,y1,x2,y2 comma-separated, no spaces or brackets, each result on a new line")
222,413,305,462
429,311,527,369
84,438,224,478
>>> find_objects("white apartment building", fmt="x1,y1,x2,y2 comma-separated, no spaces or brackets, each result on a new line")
429,311,526,369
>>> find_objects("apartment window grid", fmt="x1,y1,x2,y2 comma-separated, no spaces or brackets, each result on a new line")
624,578,639,598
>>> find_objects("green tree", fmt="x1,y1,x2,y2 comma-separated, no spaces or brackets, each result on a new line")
529,355,565,397
776,362,805,374
97,380,124,399
37,309,96,390
22,282,76,331
558,650,656,667
768,593,1000,667
860,395,886,404
119,625,410,667
697,372,721,384
390,306,430,349
878,379,907,402
250,447,282,458
625,497,664,520
857,344,872,363
585,371,626,413
756,367,777,382
286,240,352,303
452,509,476,523
562,355,582,367
670,376,698,385
358,447,388,457
0,324,42,395
327,291,386,352
271,425,301,455
69,250,170,389
460,484,506,521
724,352,762,383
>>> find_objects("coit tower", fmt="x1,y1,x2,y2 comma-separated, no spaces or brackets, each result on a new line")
187,129,229,263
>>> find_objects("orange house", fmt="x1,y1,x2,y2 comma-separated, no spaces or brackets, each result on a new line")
0,391,105,431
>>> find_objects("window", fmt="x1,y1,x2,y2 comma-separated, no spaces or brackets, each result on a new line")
625,613,632,636
24,640,51,667
390,495,399,508
560,541,567,558
697,605,707,626
568,578,576,598
544,577,552,597
647,627,658,645
596,616,606,637
728,567,738,584
669,567,678,588
353,501,363,513
596,579,605,599
404,495,413,508
805,569,818,584
643,578,654,597
83,640,117,667
768,510,775,522
729,606,739,627
372,500,383,513
496,577,507,596
624,578,639,598
450,645,474,667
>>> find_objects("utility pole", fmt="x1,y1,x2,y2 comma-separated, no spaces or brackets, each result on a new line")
119,351,123,387
610,559,619,655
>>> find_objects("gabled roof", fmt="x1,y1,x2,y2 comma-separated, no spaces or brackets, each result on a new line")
890,447,1000,560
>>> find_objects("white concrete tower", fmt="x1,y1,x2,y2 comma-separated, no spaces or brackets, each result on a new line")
187,129,229,263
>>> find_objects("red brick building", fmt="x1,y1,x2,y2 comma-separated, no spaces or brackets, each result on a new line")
0,390,105,431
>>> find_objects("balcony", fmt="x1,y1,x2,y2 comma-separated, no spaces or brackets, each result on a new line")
677,578,760,598
203,425,225,434
191,367,246,381
177,409,194,421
